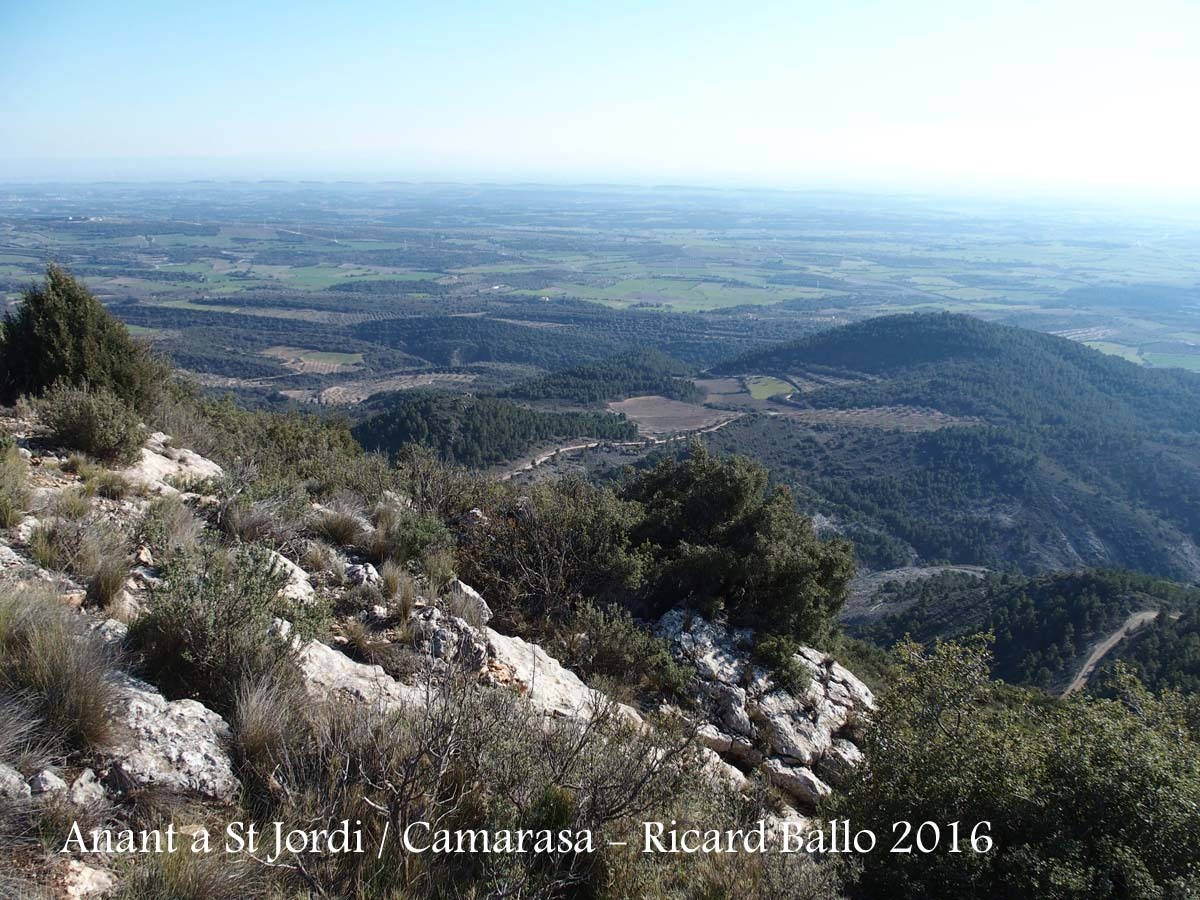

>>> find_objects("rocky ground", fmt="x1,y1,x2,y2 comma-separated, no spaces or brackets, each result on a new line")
0,411,873,897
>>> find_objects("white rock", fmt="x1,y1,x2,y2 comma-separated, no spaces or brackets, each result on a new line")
69,769,107,807
15,515,40,544
0,763,30,799
298,639,424,710
29,768,68,794
484,628,641,724
446,579,492,625
120,433,223,495
345,562,379,586
268,550,315,603
763,759,831,806
62,860,115,899
101,674,239,802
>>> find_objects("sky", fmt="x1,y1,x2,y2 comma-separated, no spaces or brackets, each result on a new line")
2,0,1199,200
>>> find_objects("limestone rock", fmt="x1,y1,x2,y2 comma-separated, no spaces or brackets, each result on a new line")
62,860,116,899
445,579,493,625
101,674,239,802
657,608,872,808
0,763,30,799
268,550,315,603
29,768,68,795
297,638,424,710
120,432,223,495
345,562,379,586
69,769,107,807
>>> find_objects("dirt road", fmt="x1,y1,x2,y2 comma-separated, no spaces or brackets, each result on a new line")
1062,610,1159,696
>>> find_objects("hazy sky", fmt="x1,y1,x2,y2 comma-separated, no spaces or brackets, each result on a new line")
2,0,1198,198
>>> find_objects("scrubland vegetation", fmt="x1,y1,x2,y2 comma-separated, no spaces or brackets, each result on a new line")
1,267,1199,898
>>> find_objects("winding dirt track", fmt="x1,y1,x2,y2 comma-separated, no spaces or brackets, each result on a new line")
498,414,743,481
1062,610,1159,696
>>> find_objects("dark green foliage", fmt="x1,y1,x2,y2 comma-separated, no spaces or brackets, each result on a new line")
704,313,1200,578
129,545,303,715
500,349,702,404
365,503,453,566
353,390,638,467
558,602,692,702
849,569,1199,690
622,444,854,643
0,266,167,409
39,382,144,462
458,477,647,629
833,638,1200,899
1100,606,1200,694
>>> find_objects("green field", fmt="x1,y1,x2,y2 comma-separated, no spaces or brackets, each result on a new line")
746,375,794,399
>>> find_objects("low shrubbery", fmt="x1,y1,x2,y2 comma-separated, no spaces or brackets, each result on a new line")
28,516,130,608
130,545,304,715
0,437,27,528
40,382,144,463
0,585,121,752
134,494,203,565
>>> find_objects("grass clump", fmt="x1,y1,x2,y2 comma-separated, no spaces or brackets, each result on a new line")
112,848,268,900
134,494,203,565
312,492,367,548
0,439,28,528
365,501,452,568
0,584,121,751
39,382,144,463
27,517,130,607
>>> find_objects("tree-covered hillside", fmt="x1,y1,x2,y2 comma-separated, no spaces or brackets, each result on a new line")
499,349,701,404
704,313,1200,578
352,391,639,467
844,569,1200,691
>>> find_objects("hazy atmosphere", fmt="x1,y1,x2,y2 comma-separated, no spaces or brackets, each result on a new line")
3,0,1199,199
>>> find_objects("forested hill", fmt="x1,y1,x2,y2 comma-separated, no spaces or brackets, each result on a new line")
499,349,701,404
352,391,638,468
844,569,1200,692
701,313,1200,579
715,312,1200,431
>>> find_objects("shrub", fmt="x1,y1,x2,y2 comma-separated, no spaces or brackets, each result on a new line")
378,559,408,600
751,634,812,694
0,584,120,751
130,545,299,715
365,505,452,567
218,495,307,554
560,602,692,702
46,487,89,521
312,493,367,548
0,266,168,411
134,495,202,565
84,468,134,500
112,849,268,900
0,443,27,528
27,517,129,607
39,382,144,463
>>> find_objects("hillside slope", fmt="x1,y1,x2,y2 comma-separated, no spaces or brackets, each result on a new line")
706,313,1200,578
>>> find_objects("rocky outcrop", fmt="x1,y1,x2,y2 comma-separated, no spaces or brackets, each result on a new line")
297,635,426,709
100,673,240,802
120,431,223,495
268,549,315,603
657,609,873,808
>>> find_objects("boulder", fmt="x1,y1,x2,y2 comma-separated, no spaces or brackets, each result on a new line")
29,768,68,795
484,628,641,724
763,759,831,806
120,432,223,495
345,562,380,586
69,769,106,807
297,638,424,710
101,674,239,802
0,763,30,799
62,860,115,899
268,550,315,603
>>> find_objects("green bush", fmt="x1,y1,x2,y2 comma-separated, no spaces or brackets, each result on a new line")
365,504,452,567
129,545,301,715
751,635,812,694
560,602,692,702
40,382,144,463
0,266,168,410
134,494,203,565
26,517,129,608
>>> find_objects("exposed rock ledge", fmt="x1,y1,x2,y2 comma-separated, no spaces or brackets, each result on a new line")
657,609,873,808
